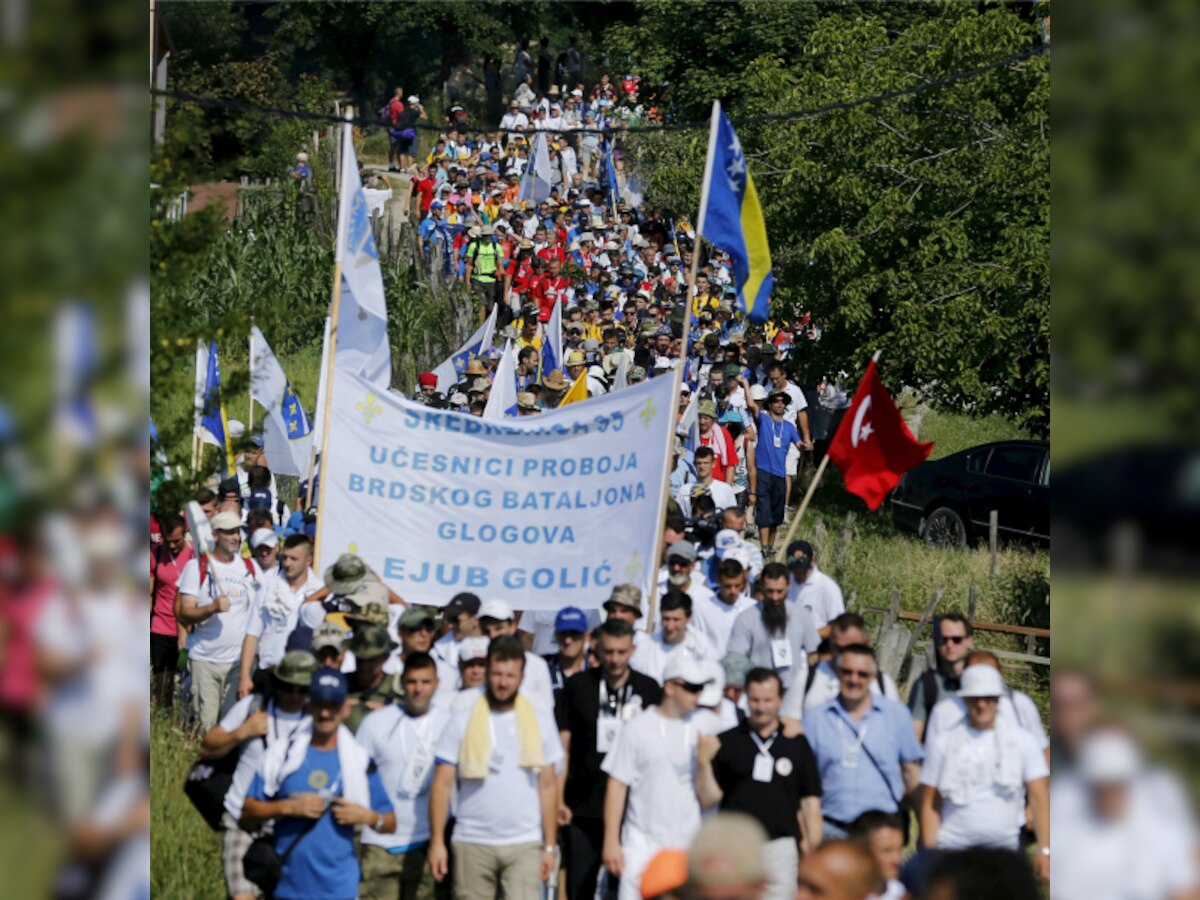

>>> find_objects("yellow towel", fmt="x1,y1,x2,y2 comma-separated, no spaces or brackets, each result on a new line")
459,693,543,779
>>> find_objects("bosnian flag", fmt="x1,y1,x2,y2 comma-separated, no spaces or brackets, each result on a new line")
540,299,562,382
432,305,497,394
483,341,519,419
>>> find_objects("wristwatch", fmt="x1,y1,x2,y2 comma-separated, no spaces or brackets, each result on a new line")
543,844,558,854
374,814,386,831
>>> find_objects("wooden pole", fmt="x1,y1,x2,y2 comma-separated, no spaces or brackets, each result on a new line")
312,109,352,565
988,509,999,578
247,318,255,435
644,101,720,635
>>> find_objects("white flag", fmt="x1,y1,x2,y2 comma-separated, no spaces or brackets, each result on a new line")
194,339,209,439
678,389,699,448
612,353,630,392
432,305,497,394
483,340,518,420
517,132,553,205
334,122,391,387
249,326,314,477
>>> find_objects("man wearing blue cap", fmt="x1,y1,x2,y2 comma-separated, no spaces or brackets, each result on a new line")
542,607,591,696
243,668,395,900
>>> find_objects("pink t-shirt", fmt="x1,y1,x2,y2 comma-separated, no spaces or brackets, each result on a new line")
151,543,194,637
0,579,53,710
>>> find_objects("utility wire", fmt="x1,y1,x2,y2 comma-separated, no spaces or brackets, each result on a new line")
151,44,1046,137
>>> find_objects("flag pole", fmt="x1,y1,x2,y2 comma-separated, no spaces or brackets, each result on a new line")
247,318,255,435
312,109,352,564
779,349,882,549
644,100,721,635
303,314,332,512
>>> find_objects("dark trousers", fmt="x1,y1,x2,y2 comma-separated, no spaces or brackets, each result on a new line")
563,816,614,900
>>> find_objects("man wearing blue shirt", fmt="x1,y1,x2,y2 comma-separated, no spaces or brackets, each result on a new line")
242,669,395,900
742,381,803,560
802,645,922,842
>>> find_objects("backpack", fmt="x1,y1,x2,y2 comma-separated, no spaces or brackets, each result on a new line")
377,103,391,126
198,553,257,597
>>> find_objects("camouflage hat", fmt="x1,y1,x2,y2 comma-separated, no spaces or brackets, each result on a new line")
323,553,372,595
344,599,389,626
348,623,398,659
398,606,436,630
629,365,647,381
697,400,718,419
605,583,643,616
274,650,318,686
345,579,389,611
468,377,492,394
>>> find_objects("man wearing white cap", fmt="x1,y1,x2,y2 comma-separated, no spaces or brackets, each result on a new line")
601,653,708,900
918,664,1049,870
478,599,556,715
176,510,262,730
237,532,322,699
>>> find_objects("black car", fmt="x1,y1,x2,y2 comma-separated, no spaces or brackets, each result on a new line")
890,440,1049,548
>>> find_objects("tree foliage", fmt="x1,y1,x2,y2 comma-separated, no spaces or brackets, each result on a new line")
619,4,1048,433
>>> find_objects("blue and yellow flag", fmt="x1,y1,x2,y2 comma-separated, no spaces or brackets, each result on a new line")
698,103,773,323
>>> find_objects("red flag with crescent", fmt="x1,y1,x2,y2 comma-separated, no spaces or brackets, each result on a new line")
826,360,933,510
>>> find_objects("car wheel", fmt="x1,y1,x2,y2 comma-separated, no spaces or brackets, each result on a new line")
922,507,968,549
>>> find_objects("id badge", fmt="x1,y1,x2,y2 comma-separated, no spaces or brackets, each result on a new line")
770,638,793,669
489,747,506,773
841,743,860,769
596,716,620,754
773,435,782,448
752,754,774,783
673,760,692,784
400,746,434,796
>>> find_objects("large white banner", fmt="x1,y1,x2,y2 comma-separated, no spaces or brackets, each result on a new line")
319,368,678,610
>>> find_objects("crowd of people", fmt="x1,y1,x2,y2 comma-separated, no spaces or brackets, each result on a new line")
135,54,1165,900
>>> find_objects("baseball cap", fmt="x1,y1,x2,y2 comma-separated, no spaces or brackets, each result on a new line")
478,599,514,622
249,528,279,549
698,658,726,707
748,384,768,401
957,664,1006,698
210,510,242,532
309,667,348,705
784,540,813,570
662,654,712,686
444,592,482,620
640,849,688,899
311,621,348,653
713,529,741,556
554,606,589,634
458,636,489,663
666,540,697,563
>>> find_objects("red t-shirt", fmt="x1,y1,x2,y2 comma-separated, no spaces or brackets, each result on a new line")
416,178,438,212
537,245,567,265
699,425,739,483
150,543,195,638
388,97,405,125
537,275,571,322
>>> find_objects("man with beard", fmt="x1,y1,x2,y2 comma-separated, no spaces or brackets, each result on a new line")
726,563,819,727
655,540,716,633
428,636,563,898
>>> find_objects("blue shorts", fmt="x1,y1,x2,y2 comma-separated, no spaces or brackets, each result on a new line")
756,470,787,527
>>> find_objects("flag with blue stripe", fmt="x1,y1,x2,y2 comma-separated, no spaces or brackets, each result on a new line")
603,139,620,205
432,305,497,394
198,341,226,450
698,102,773,324
540,299,562,381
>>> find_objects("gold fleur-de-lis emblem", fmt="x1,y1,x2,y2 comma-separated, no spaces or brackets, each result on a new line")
639,397,657,429
624,552,643,583
356,392,382,425
348,542,359,555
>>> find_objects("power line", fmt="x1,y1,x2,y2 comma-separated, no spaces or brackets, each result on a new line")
150,44,1046,137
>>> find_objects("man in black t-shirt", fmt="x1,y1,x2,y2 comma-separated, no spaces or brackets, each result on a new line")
697,667,823,900
555,618,662,900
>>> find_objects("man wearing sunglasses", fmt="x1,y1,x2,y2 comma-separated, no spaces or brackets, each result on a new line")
601,654,709,900
907,613,974,743
802,645,923,842
390,607,459,705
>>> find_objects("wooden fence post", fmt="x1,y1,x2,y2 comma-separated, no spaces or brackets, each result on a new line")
989,510,999,579
967,584,979,625
898,586,945,687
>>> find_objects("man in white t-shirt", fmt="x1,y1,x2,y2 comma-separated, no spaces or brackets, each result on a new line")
478,599,555,714
356,652,453,900
919,665,1049,874
601,654,709,900
676,447,738,518
656,540,718,632
783,540,845,635
643,590,717,684
692,556,758,658
238,533,322,699
429,636,563,898
176,510,261,730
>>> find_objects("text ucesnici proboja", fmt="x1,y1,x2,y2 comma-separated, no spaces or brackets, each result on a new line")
319,369,677,610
